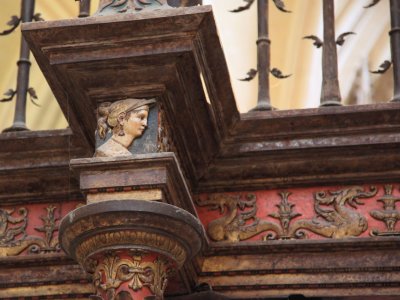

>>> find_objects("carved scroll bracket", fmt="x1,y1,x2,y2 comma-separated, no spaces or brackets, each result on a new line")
60,200,204,300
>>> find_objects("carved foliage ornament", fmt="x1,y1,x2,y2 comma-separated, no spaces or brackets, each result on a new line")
0,207,27,245
370,185,400,236
75,230,186,272
0,205,60,256
197,186,379,242
93,254,169,300
97,0,170,15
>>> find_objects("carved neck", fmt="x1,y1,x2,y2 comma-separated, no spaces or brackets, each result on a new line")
112,133,135,149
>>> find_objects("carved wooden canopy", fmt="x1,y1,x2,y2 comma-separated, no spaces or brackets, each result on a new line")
0,4,394,299
22,6,400,195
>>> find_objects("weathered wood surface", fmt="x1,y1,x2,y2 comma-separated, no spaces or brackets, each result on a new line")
21,6,400,194
0,129,89,204
12,5,400,299
0,254,93,298
71,152,196,214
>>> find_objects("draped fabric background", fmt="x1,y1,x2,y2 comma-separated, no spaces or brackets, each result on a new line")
0,0,391,131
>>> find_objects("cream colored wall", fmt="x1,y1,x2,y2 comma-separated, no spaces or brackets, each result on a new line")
0,0,99,132
210,0,390,110
0,0,391,131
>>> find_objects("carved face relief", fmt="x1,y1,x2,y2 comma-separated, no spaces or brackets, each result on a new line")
123,107,149,139
94,98,156,158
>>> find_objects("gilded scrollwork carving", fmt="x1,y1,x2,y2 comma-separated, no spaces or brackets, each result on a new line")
93,254,169,300
0,205,60,256
0,207,27,245
197,186,379,242
196,194,281,242
31,205,60,253
268,191,302,239
75,231,186,272
288,186,378,239
370,185,400,236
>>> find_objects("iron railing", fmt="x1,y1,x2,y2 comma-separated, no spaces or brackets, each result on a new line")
0,0,398,131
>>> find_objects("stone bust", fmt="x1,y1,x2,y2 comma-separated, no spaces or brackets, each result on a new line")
94,98,156,158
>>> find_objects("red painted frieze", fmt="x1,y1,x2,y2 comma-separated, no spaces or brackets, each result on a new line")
0,201,82,256
196,184,400,242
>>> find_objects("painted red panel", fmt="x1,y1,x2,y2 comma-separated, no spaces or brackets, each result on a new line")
196,184,399,242
0,200,83,256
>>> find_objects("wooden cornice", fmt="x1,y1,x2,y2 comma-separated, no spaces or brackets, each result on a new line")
0,129,89,204
21,6,400,193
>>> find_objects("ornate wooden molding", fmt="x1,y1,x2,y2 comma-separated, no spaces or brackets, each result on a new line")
59,200,204,272
70,152,196,214
196,185,393,243
0,129,88,204
0,204,62,256
21,6,400,194
76,230,186,272
370,185,400,236
93,253,169,299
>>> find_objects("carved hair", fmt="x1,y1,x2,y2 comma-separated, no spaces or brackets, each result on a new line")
96,98,156,140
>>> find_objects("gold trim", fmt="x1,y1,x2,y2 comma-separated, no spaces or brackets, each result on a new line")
75,230,186,272
93,253,169,300
87,189,163,204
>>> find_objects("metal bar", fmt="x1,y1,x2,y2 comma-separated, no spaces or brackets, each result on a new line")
169,0,202,6
390,0,400,102
320,0,342,107
251,0,272,111
3,0,35,132
79,0,91,18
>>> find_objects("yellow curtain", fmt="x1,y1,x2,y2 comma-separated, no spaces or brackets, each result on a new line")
0,0,99,131
0,0,390,131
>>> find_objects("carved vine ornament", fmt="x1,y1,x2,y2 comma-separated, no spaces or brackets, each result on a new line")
92,254,169,300
0,205,60,256
97,0,170,15
196,186,400,242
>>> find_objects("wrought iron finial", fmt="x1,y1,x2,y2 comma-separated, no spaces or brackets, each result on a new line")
336,32,355,46
0,89,17,103
389,0,400,102
75,0,91,18
0,16,21,36
319,0,342,107
363,0,381,9
370,60,392,74
270,68,291,79
0,12,43,36
367,0,400,102
231,0,292,112
303,35,323,48
2,0,39,132
230,0,290,13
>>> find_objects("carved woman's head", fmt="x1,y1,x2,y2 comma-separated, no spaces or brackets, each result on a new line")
97,98,156,140
94,98,156,158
